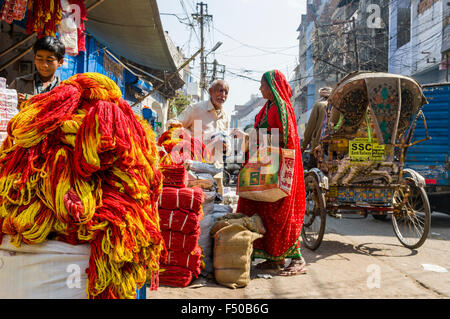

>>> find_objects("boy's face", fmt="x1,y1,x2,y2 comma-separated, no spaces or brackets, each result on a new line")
34,50,63,79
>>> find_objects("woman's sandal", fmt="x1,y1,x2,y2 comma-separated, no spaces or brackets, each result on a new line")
278,258,307,276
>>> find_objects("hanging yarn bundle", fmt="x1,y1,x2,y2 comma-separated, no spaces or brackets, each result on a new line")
0,0,27,24
26,0,63,37
0,73,166,299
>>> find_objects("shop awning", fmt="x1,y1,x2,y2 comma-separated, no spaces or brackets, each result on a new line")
84,0,179,73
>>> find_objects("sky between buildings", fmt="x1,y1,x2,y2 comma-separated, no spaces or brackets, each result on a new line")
156,0,307,115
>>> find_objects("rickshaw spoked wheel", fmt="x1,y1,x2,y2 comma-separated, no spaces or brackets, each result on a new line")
223,170,231,186
301,173,326,250
392,177,431,249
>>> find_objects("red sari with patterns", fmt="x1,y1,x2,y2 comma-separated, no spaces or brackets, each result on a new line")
236,70,306,261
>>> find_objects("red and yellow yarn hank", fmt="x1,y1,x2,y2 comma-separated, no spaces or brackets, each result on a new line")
0,73,166,299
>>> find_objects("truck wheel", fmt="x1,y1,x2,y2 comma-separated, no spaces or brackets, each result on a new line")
372,213,389,221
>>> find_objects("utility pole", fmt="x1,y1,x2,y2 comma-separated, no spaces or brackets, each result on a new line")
192,2,212,100
351,17,360,71
206,59,225,83
212,59,217,82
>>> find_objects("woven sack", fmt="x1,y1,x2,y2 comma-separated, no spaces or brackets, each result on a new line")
211,223,262,289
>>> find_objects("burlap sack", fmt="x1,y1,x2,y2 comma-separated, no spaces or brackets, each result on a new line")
211,213,266,236
214,269,252,290
211,223,263,289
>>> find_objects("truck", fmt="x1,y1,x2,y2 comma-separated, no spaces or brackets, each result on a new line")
405,82,450,214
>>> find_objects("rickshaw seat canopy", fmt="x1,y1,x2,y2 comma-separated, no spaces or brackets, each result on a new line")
327,72,428,145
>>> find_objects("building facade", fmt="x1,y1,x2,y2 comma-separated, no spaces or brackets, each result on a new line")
292,0,390,140
230,94,266,130
389,0,448,84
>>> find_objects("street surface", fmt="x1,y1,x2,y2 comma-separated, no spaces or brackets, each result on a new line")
148,194,450,299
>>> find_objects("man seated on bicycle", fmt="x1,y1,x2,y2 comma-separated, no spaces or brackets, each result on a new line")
302,87,332,169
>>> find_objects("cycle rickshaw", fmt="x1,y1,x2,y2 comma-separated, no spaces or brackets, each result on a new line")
301,72,432,250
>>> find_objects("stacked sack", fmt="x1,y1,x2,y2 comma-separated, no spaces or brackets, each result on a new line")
157,124,235,276
0,73,165,299
158,187,205,287
184,158,234,276
210,213,266,289
157,124,209,287
0,77,18,144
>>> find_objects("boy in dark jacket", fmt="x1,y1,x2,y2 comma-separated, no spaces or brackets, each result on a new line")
8,36,65,107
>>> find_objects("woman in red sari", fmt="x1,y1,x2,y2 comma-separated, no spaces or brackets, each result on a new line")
232,70,306,276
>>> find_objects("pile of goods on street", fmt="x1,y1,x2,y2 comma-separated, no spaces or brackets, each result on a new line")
0,73,165,299
156,124,234,286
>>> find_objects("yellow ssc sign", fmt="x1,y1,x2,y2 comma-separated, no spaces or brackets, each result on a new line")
349,138,385,161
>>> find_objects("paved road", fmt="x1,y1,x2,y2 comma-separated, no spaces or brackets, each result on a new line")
148,211,450,299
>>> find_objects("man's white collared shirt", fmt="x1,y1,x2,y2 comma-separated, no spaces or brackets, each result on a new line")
177,99,229,143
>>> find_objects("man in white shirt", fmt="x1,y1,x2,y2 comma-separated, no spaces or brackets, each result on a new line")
177,80,229,141
174,79,230,194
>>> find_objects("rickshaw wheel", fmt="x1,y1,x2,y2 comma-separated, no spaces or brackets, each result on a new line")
223,170,231,186
301,173,326,250
392,178,431,249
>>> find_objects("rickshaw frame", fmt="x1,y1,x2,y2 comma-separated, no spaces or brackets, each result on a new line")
301,72,432,250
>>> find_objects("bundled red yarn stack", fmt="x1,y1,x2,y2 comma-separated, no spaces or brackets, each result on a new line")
159,187,204,212
157,124,217,287
158,186,204,287
160,165,188,188
159,208,200,234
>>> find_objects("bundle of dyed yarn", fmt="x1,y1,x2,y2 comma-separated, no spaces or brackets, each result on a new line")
158,124,212,166
158,186,205,287
159,165,188,188
26,0,62,37
0,73,166,299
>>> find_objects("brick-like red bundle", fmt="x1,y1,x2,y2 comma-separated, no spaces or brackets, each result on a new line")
162,230,200,253
157,126,209,287
159,265,193,287
160,165,188,188
165,246,203,276
159,208,200,234
159,186,204,212
158,187,204,287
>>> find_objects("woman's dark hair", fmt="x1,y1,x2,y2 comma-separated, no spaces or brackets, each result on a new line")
33,36,65,60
